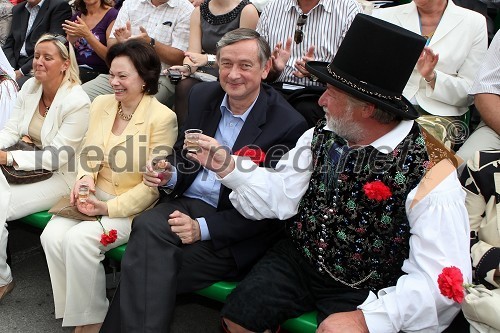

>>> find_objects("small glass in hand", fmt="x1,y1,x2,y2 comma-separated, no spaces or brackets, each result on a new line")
185,129,203,153
78,182,90,203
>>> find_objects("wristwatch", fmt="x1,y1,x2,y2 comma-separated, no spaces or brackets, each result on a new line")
149,37,155,47
206,54,216,68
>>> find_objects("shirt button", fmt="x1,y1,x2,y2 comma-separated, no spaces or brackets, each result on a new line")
114,182,119,186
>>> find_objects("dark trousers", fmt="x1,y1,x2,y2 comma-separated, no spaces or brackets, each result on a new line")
100,197,239,333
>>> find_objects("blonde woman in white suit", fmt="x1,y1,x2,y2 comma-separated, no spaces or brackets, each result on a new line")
0,34,90,302
375,0,488,146
40,39,177,333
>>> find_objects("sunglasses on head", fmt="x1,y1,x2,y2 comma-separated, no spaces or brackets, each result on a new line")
47,34,69,48
294,14,308,44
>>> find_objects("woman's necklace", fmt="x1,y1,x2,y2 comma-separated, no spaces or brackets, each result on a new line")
40,95,51,117
117,102,134,121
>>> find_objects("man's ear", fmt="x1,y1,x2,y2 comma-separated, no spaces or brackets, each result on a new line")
261,58,272,80
361,103,376,119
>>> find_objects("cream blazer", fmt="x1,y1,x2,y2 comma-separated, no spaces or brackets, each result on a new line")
0,77,91,186
76,94,178,218
375,1,488,116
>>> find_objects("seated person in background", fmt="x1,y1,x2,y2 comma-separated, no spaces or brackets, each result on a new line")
460,150,500,333
170,0,258,129
1,0,71,87
0,0,13,47
257,0,361,127
62,0,118,83
99,28,308,333
374,0,487,149
40,39,177,333
457,30,500,172
0,47,17,129
82,0,193,108
0,33,90,302
193,15,472,333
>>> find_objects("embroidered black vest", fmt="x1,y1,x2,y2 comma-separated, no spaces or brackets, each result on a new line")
288,120,431,290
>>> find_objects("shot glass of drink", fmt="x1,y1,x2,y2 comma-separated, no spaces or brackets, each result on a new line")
78,182,90,203
185,129,203,153
152,159,168,181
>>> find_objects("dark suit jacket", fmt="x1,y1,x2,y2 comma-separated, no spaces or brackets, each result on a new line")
165,82,308,273
2,0,71,74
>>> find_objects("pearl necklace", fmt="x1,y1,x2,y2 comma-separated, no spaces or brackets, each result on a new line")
117,102,134,121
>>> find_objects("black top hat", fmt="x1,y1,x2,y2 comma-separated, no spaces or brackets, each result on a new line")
306,14,426,120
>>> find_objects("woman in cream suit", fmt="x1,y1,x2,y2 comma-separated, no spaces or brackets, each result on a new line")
41,39,177,333
375,0,487,146
0,34,90,302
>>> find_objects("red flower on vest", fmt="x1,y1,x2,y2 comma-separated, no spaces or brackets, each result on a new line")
363,180,392,201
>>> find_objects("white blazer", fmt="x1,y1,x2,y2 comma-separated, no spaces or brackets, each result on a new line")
0,77,91,186
375,1,488,116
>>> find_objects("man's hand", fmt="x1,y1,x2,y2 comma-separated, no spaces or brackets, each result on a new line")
143,159,173,187
316,310,369,333
271,37,292,73
293,45,315,78
134,26,152,44
114,21,132,43
168,210,201,244
185,134,235,178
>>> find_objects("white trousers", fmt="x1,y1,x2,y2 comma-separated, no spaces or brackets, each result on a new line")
40,189,131,327
0,171,70,286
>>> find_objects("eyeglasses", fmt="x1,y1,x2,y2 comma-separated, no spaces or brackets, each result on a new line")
294,14,308,44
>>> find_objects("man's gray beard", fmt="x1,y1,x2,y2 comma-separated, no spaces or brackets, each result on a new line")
324,106,364,143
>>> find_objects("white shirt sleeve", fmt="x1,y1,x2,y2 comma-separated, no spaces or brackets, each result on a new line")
220,128,315,221
359,166,471,333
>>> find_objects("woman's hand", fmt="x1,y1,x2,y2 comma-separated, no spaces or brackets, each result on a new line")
62,16,92,39
165,65,191,79
70,175,95,205
184,52,209,67
417,47,439,83
76,195,108,217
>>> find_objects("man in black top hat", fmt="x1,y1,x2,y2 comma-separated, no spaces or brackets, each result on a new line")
191,14,471,333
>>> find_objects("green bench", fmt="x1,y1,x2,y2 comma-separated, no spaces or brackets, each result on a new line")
16,211,318,333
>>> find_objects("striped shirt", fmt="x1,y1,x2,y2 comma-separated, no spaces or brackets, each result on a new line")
470,30,500,95
110,0,193,70
257,0,361,87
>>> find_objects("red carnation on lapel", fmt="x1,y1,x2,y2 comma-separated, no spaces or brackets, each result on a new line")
233,146,266,165
363,180,392,201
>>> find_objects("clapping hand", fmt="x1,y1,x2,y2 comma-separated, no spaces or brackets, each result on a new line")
271,37,292,73
62,16,91,39
114,21,132,43
293,45,315,78
417,47,439,83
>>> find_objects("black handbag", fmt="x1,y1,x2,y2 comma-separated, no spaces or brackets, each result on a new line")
1,140,53,184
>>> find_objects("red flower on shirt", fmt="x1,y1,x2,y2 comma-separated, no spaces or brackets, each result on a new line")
233,146,266,165
363,180,392,201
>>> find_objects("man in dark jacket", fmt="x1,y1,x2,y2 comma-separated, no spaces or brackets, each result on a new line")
100,28,308,333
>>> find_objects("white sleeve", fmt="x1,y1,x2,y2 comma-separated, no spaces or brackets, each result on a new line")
220,128,314,220
359,167,471,332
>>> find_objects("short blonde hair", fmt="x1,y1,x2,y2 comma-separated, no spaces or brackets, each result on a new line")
35,34,81,85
